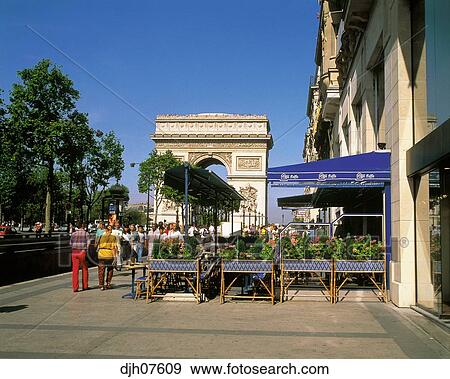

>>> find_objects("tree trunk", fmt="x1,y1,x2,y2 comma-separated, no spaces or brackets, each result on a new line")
154,202,158,224
67,171,73,233
44,159,54,234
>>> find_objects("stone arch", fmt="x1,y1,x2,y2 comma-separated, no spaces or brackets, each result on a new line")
189,153,232,176
152,113,272,227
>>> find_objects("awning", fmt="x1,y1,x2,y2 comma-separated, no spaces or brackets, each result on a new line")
277,194,313,208
278,187,383,211
268,151,390,187
164,164,244,204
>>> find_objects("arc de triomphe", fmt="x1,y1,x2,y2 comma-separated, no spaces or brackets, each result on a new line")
151,113,273,227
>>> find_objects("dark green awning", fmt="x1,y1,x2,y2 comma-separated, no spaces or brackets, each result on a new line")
277,194,314,208
164,164,244,204
277,187,382,211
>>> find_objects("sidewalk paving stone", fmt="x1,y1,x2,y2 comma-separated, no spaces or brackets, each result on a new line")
0,269,449,358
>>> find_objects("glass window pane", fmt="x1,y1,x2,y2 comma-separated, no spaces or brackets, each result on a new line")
416,169,442,314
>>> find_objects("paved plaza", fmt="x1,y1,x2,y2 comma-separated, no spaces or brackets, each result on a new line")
0,269,449,359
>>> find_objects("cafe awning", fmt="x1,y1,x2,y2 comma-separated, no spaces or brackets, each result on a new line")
278,187,383,210
164,164,244,204
268,151,390,187
277,193,314,209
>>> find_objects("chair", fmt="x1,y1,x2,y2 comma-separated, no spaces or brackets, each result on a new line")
134,274,151,301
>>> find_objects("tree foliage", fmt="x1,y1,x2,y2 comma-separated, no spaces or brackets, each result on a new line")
83,131,125,221
123,208,146,226
138,149,180,223
0,60,125,227
7,59,89,232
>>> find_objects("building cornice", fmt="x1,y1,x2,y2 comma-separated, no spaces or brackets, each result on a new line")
156,113,268,122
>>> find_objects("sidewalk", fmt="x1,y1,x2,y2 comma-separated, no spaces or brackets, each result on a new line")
0,269,449,359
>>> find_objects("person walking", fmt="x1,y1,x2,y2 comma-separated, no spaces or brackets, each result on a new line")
112,220,123,270
136,225,146,262
121,226,132,262
97,224,118,290
95,221,105,248
129,224,138,263
146,224,158,259
69,222,90,293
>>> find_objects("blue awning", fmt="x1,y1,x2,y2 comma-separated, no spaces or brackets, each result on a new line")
268,151,390,188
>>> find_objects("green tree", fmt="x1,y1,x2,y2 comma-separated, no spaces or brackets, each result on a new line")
138,149,180,223
82,131,125,222
7,59,88,233
0,89,14,223
123,208,146,226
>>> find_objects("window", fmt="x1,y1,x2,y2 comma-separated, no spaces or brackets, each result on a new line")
372,62,385,147
343,122,350,154
353,102,362,154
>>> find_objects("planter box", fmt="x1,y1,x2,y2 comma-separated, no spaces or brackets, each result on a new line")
148,259,198,272
283,259,333,272
335,260,385,273
222,259,273,273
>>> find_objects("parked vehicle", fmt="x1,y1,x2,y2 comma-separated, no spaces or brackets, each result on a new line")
0,225,18,237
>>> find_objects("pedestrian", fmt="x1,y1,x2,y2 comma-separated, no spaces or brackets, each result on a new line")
129,224,138,263
146,224,158,259
122,226,132,262
158,225,168,241
188,224,198,237
209,224,215,240
171,225,184,241
69,222,90,293
95,221,105,248
35,222,42,238
136,225,146,262
112,220,123,270
97,224,118,290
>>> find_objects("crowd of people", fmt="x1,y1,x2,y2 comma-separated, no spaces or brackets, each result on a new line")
69,220,216,292
69,220,283,293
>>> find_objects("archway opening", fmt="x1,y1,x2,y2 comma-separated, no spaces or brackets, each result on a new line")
191,158,232,229
195,158,228,181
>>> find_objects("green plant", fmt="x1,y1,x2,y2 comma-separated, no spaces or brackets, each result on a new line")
249,238,264,256
308,241,329,259
259,243,274,260
152,239,161,258
280,236,296,258
293,233,310,259
185,236,199,256
220,248,237,261
155,239,181,259
329,238,346,260
236,238,247,254
182,245,195,259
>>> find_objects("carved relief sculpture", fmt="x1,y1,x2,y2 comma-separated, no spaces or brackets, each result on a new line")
239,184,258,212
237,157,262,171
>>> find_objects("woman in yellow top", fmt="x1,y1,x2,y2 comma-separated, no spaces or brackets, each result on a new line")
97,224,118,290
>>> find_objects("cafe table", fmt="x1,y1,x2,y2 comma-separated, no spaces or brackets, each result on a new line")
121,262,147,299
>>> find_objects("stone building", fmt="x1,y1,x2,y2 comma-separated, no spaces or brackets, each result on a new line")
151,113,272,228
305,0,450,315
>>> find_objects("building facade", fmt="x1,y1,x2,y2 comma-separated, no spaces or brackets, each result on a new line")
151,114,272,228
305,0,450,314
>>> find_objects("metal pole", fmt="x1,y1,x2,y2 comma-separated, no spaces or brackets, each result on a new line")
214,192,218,254
231,201,234,237
184,162,189,242
146,186,150,231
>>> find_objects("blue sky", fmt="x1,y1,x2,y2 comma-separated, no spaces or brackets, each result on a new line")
0,0,319,223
